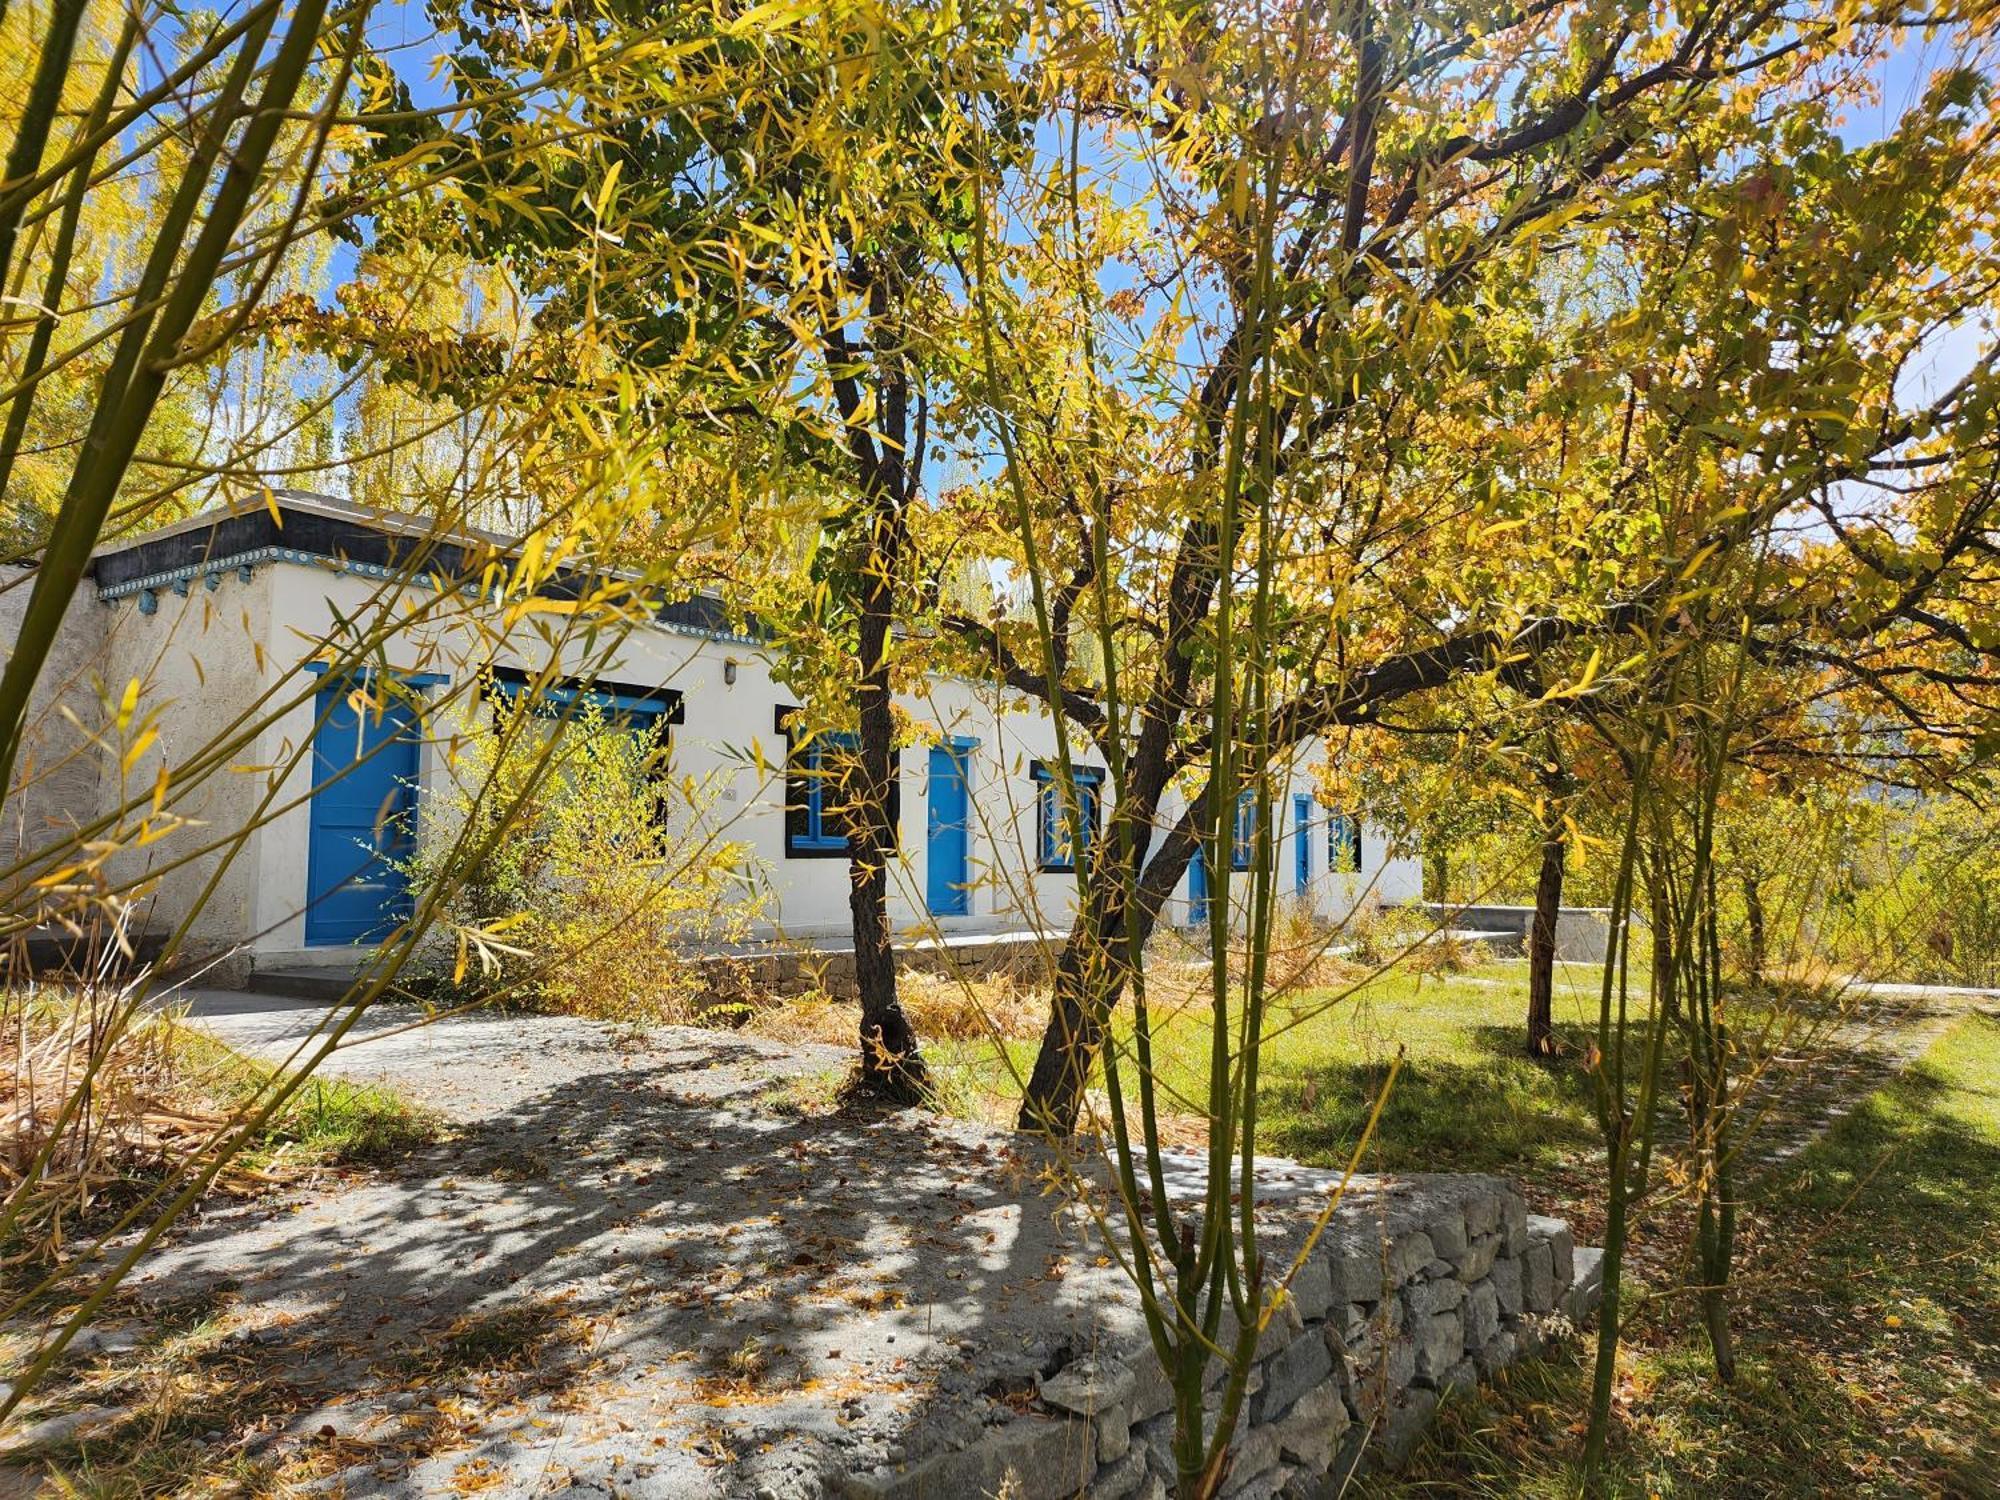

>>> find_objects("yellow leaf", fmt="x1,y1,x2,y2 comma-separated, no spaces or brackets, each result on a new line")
121,727,157,774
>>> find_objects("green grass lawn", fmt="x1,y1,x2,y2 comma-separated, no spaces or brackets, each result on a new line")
1368,1007,2000,1498
936,956,1617,1220
933,955,1997,1495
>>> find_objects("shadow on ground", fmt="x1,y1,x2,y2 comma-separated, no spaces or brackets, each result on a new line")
6,1037,1135,1498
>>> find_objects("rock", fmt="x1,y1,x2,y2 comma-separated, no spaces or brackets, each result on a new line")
1372,1387,1438,1469
1462,1280,1500,1351
1223,1458,1292,1500
1391,1231,1436,1283
1474,1330,1518,1377
1522,1240,1557,1314
1424,1211,1469,1264
1526,1215,1574,1289
1270,1383,1348,1472
1218,1424,1280,1497
1097,1402,1131,1464
1127,1358,1174,1422
1403,1275,1464,1320
0,1404,128,1454
1041,1358,1137,1418
1501,1194,1529,1257
1258,1332,1332,1419
1565,1247,1606,1325
1327,1249,1393,1306
1288,1257,1335,1323
1463,1192,1502,1238
1412,1312,1463,1384
839,1414,1092,1500
1438,1358,1478,1393
1452,1232,1500,1282
1489,1257,1524,1318
1090,1444,1151,1500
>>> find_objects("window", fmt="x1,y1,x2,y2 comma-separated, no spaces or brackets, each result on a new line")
485,668,681,825
1230,789,1258,871
777,707,899,859
1330,813,1363,874
791,730,856,854
1032,761,1104,873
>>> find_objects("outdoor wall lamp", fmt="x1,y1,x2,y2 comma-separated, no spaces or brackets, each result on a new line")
723,658,738,686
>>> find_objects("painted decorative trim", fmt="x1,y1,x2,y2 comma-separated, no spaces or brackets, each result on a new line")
94,545,762,648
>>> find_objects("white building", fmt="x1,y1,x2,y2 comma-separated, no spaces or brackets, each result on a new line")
1,494,1418,981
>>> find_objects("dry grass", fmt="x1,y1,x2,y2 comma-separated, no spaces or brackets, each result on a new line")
3,984,438,1278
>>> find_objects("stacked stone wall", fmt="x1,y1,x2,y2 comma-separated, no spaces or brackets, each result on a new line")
845,1175,1603,1500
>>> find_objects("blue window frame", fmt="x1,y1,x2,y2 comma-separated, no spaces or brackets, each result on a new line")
777,706,900,859
1330,813,1362,874
1230,789,1257,871
485,666,681,738
1032,761,1104,873
792,730,857,854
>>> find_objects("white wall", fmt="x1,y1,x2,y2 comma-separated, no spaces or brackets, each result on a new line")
69,549,1414,964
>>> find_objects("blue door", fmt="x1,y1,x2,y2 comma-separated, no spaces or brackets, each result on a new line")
1188,844,1209,926
1294,795,1312,896
305,681,420,945
926,743,972,916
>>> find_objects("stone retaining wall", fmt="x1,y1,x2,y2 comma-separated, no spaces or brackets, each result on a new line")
845,1173,1603,1500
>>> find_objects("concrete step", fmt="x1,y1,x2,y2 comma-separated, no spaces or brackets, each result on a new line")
249,965,364,1002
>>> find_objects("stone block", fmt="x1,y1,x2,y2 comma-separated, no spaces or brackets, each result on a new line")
1372,1387,1438,1469
1442,1358,1479,1393
1564,1247,1606,1325
1463,1191,1502,1237
1041,1358,1137,1418
1258,1331,1333,1419
1462,1279,1500,1351
1328,1249,1391,1306
839,1414,1091,1500
1340,1334,1414,1420
1090,1445,1150,1500
1501,1194,1529,1257
1391,1230,1437,1284
1288,1257,1335,1323
1424,1210,1469,1264
1412,1311,1463,1383
1128,1358,1174,1422
1219,1424,1281,1497
1489,1256,1523,1318
1097,1402,1131,1464
1474,1329,1518,1377
1526,1215,1575,1290
1522,1240,1557,1314
1270,1382,1348,1473
1404,1274,1465,1320
1452,1232,1500,1282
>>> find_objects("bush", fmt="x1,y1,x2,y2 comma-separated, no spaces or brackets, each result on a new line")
402,688,766,1020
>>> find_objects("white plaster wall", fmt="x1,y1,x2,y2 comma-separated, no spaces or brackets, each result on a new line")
0,564,110,880
65,553,1417,962
92,567,276,961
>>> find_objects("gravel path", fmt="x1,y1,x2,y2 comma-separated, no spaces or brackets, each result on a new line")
1741,982,1994,1175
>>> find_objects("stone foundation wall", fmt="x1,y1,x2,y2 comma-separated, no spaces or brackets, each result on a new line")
845,1174,1604,1500
697,933,1055,1005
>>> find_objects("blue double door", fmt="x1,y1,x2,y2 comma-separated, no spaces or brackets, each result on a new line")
926,742,972,917
305,680,420,945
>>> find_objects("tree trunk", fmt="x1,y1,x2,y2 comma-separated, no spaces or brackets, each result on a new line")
1017,815,1197,1134
1740,873,1766,986
1527,822,1565,1058
1423,847,1447,903
845,552,927,1104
